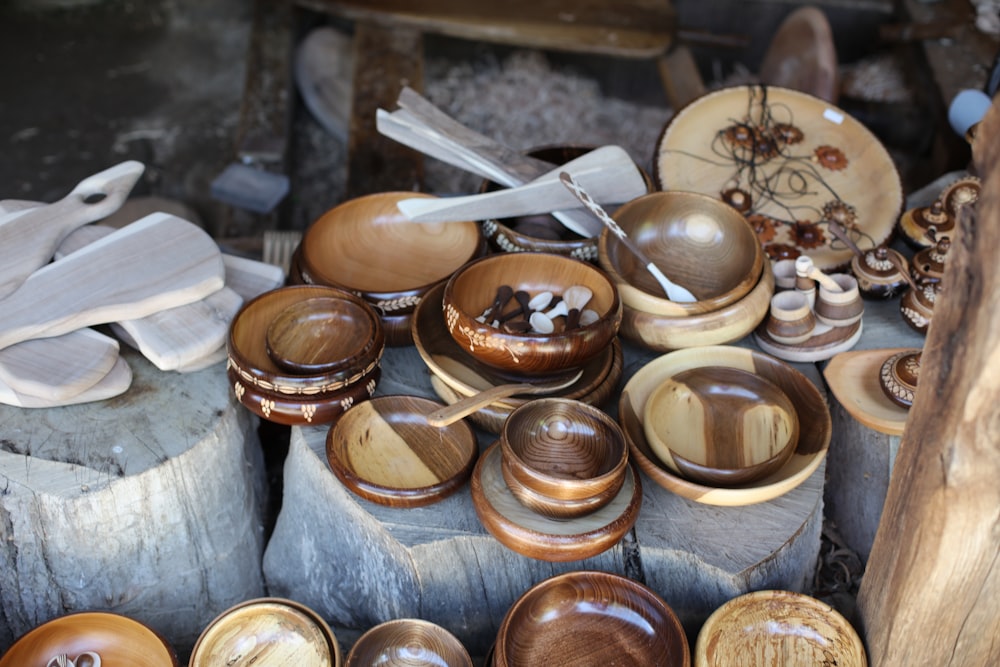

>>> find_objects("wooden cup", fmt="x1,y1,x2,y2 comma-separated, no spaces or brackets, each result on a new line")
814,273,863,327
765,291,815,345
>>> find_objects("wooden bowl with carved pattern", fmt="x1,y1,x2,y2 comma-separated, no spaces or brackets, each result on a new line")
345,619,472,667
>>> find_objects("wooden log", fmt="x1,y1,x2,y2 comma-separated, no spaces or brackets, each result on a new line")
857,96,1000,665
0,349,268,656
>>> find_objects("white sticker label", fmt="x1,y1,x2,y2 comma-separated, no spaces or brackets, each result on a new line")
823,108,844,124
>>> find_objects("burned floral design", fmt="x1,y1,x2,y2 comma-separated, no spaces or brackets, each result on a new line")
766,243,801,261
814,145,848,171
790,220,826,249
821,200,857,228
773,123,804,144
747,213,777,243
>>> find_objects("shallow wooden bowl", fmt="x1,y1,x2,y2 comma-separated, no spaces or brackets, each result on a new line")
694,590,866,666
266,296,378,374
642,367,799,486
442,252,621,377
189,597,342,667
325,395,478,508
345,619,472,667
620,259,774,352
0,612,178,667
228,285,384,397
299,191,484,314
619,345,831,506
500,397,627,505
494,571,689,667
598,191,763,316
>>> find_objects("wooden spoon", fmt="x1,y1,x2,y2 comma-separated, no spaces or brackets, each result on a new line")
426,370,584,427
0,161,145,299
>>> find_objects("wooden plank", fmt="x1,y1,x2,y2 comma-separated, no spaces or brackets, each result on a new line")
295,0,674,58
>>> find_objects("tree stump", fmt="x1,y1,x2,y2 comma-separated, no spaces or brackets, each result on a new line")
0,349,268,655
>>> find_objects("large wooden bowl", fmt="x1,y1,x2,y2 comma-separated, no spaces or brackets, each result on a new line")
619,346,831,506
694,590,866,666
0,612,178,667
299,191,484,314
190,597,342,667
442,252,621,377
345,619,472,667
655,85,904,271
598,191,764,317
494,571,689,667
326,395,478,508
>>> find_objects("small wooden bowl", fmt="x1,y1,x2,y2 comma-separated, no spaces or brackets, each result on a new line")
619,345,831,506
694,590,866,667
599,191,764,316
345,619,472,667
442,252,621,377
642,367,799,486
299,191,484,313
326,395,478,508
0,612,178,667
266,296,378,374
494,571,689,667
190,597,342,667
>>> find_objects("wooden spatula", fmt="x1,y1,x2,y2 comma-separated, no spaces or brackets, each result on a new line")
0,161,145,299
0,328,120,401
426,370,583,427
0,355,132,409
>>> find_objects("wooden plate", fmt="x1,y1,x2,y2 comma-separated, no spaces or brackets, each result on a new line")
618,346,830,506
326,395,478,508
655,85,903,271
752,318,863,363
469,442,641,562
823,348,913,436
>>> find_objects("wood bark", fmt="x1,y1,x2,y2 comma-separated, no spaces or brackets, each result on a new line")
857,96,1000,664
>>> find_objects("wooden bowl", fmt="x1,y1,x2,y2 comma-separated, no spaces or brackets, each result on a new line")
326,395,478,508
470,442,641,562
442,252,621,377
619,346,831,506
0,612,178,667
598,191,764,316
266,296,379,374
345,619,472,667
228,285,384,397
190,597,342,667
299,191,484,314
642,367,799,486
494,571,689,667
694,590,866,666
620,258,774,353
500,398,627,505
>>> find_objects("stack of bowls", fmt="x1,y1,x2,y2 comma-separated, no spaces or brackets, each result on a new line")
295,191,485,346
598,191,773,352
227,285,385,426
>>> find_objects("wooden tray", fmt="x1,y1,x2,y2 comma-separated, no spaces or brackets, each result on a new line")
823,348,912,436
752,319,863,363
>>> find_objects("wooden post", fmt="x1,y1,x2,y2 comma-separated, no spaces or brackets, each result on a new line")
856,97,1000,664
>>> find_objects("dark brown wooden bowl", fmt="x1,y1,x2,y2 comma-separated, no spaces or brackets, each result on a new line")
0,612,178,667
326,395,478,508
494,571,689,667
598,191,763,317
442,252,621,377
345,619,473,667
299,191,484,313
266,296,378,374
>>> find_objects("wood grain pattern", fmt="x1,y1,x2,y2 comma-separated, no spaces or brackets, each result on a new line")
0,355,132,409
266,296,377,374
346,619,472,667
0,328,119,401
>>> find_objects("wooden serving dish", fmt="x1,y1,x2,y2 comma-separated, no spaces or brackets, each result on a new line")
326,395,478,508
228,365,379,426
618,346,831,506
345,619,472,667
823,348,913,436
494,571,689,667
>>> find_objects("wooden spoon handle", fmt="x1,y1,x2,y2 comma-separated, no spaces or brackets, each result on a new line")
827,220,865,258
426,383,536,427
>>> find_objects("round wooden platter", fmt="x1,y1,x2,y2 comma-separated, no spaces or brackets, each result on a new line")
655,84,904,271
822,347,913,436
752,318,863,363
469,442,642,562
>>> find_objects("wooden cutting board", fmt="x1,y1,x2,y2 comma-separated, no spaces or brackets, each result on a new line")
0,329,120,401
0,355,132,409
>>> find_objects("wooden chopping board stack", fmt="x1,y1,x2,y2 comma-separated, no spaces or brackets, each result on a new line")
0,161,285,408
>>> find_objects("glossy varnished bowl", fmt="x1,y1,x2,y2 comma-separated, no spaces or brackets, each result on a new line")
345,619,472,667
694,590,866,666
494,571,689,667
0,612,178,667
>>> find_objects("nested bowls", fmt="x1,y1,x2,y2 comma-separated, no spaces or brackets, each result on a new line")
442,252,621,377
0,612,178,667
345,619,472,667
494,571,689,667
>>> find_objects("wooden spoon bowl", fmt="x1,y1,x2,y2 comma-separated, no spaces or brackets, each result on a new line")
345,619,472,667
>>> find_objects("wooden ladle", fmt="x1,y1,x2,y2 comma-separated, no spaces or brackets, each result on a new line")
426,370,583,427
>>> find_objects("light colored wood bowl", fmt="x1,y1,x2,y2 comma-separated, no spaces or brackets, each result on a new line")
620,258,774,352
325,395,478,508
442,252,621,377
190,597,342,667
694,590,866,667
266,296,378,374
345,619,472,667
618,345,831,506
598,191,763,316
494,570,689,667
642,366,799,486
469,442,641,562
299,191,484,313
0,612,178,667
